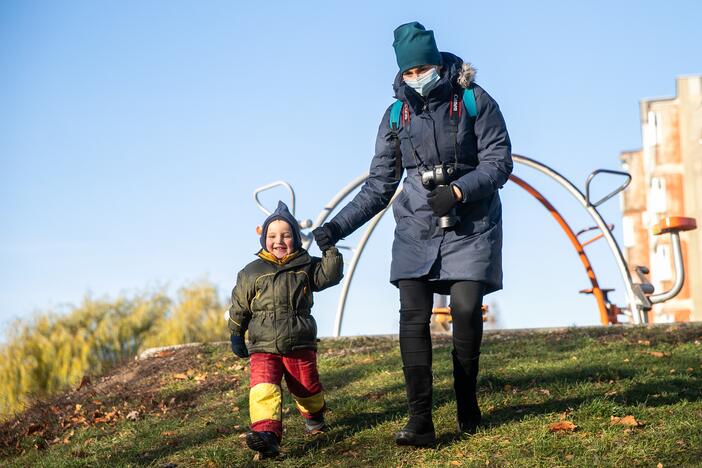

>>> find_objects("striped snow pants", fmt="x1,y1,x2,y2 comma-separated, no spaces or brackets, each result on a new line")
248,349,325,439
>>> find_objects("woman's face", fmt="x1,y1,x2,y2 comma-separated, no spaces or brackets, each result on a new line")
402,64,439,81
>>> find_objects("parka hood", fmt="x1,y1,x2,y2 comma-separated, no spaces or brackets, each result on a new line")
259,201,302,251
393,52,476,100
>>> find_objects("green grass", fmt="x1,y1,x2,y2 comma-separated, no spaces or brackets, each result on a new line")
2,324,701,467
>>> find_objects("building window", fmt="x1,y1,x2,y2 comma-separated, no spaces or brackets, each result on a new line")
622,215,636,248
652,243,673,283
644,111,659,147
648,176,667,214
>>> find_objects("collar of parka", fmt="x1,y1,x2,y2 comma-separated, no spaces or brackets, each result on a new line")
257,248,308,267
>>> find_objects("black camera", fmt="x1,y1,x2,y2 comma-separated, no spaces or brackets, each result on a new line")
420,163,459,229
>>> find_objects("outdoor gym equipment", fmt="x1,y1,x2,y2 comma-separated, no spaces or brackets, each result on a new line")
252,154,697,336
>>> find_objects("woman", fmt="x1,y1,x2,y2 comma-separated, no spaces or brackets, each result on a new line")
313,21,512,446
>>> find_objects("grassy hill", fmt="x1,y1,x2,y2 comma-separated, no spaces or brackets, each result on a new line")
1,324,701,467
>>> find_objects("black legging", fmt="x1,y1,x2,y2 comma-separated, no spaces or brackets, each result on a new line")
398,279,484,368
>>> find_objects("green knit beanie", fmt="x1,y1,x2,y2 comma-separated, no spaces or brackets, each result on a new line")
392,22,442,73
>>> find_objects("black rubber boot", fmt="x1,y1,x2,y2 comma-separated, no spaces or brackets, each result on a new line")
395,366,436,447
246,431,280,458
452,351,481,435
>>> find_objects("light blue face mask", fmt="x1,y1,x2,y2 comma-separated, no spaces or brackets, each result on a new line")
404,67,440,96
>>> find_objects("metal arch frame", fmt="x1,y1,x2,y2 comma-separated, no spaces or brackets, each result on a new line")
508,174,612,325
511,154,643,324
253,153,647,336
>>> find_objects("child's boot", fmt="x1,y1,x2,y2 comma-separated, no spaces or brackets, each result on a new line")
246,431,280,458
304,414,327,435
395,366,436,446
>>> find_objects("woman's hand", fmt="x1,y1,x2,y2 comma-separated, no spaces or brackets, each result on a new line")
427,185,461,216
312,222,342,251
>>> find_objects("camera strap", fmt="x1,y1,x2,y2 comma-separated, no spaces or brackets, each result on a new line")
387,87,478,172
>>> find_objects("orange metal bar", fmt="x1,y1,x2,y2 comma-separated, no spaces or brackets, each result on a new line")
509,174,611,325
581,232,605,248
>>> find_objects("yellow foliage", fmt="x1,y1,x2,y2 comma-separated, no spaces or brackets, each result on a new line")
0,281,228,417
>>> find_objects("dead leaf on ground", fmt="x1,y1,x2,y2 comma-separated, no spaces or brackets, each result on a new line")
173,373,188,380
161,431,177,436
610,415,642,427
450,461,461,466
638,339,651,346
548,421,577,432
648,351,668,358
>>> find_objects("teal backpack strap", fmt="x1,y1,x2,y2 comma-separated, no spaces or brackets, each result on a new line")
389,100,403,130
463,87,477,118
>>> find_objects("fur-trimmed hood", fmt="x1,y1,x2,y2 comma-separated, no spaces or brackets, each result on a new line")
393,52,476,98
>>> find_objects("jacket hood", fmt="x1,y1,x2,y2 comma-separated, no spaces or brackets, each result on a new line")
393,51,476,100
259,201,302,251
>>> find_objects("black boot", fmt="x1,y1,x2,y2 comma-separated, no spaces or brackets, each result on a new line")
395,366,436,447
453,351,481,435
246,431,280,458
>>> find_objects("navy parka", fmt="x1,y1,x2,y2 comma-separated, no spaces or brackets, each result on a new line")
331,53,512,294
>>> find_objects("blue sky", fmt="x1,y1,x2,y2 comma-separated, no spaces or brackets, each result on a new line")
1,0,700,337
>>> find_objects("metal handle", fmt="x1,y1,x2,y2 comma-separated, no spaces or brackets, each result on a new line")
253,181,296,216
585,169,632,208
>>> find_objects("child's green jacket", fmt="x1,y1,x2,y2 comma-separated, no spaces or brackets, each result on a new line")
228,247,343,354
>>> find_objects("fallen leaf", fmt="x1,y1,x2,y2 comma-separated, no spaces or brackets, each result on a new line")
126,411,140,421
161,431,177,436
548,421,577,432
451,462,461,466
538,388,551,396
173,373,188,380
565,454,574,461
648,351,666,357
610,415,641,426
638,339,651,346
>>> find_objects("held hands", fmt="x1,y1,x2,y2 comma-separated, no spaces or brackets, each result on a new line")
230,333,249,358
312,222,341,251
427,185,462,216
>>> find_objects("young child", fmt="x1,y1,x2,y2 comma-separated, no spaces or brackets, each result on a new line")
228,201,343,458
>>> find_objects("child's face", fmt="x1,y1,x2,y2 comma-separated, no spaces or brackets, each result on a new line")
265,220,295,259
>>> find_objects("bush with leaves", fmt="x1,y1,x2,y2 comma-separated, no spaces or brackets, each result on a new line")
0,281,227,417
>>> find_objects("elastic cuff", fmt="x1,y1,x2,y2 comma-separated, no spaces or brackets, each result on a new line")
323,247,339,257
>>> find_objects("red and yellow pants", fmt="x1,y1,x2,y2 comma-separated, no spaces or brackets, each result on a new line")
249,349,325,439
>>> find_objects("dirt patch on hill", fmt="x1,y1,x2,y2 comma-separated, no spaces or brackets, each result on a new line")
0,342,243,455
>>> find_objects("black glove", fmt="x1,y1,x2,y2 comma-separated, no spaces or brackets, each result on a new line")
312,222,342,251
230,333,249,358
427,185,459,217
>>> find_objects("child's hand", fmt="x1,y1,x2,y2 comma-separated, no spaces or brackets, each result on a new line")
230,333,249,358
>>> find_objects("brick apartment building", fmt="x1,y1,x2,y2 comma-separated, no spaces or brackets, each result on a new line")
620,75,702,323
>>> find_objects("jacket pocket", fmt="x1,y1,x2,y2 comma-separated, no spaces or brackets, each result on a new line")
289,271,313,311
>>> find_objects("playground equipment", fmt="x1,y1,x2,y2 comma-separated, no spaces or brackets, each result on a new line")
253,154,697,336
